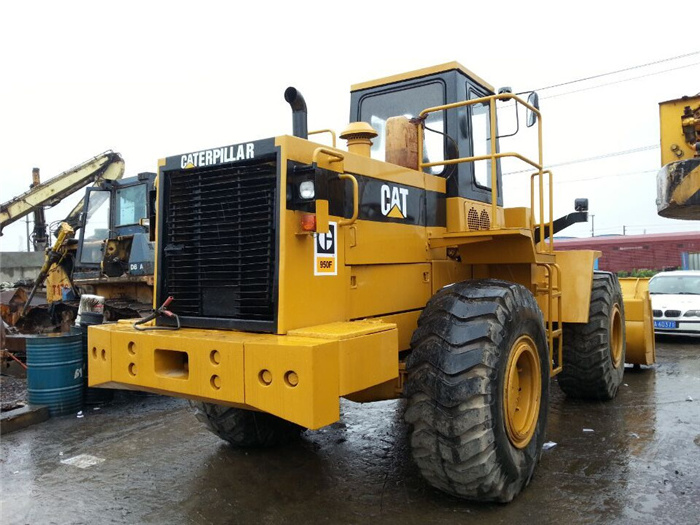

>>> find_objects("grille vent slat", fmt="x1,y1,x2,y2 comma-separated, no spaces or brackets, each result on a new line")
163,160,277,322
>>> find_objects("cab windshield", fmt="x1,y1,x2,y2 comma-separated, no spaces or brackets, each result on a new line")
115,184,147,227
359,81,445,175
649,275,700,295
80,190,110,264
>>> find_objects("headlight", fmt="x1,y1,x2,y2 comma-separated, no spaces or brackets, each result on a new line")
299,180,315,200
683,310,700,317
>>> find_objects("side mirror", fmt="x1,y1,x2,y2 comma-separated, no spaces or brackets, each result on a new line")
574,198,589,212
526,92,540,128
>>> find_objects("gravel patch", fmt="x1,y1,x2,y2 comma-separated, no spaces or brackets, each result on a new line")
1,375,27,411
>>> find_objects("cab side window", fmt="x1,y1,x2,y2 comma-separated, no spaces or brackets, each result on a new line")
469,89,493,189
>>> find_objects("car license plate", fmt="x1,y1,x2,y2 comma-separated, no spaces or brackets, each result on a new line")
654,320,678,329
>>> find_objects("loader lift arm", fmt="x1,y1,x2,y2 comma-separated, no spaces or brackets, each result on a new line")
0,151,125,235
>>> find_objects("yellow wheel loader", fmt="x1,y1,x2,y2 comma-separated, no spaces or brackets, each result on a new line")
88,62,655,502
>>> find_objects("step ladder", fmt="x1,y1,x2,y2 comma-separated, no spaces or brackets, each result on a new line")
536,262,563,375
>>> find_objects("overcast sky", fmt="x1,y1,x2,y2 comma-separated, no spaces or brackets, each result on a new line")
1,0,698,251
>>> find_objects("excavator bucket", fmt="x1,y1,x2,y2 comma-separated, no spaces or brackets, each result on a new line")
619,277,656,365
657,159,700,220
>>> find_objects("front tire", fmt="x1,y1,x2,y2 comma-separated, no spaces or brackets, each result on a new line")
404,279,549,502
191,402,304,448
558,272,626,400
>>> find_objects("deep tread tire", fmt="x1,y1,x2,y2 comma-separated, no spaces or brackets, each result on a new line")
404,279,549,503
191,402,304,448
557,272,626,400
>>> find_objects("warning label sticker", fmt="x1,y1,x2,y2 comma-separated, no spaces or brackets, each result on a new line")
314,221,337,276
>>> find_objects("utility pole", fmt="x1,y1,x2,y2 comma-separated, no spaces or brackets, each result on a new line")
25,215,30,251
590,214,595,237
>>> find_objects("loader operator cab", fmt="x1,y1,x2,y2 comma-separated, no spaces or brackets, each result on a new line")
76,172,156,276
349,62,505,206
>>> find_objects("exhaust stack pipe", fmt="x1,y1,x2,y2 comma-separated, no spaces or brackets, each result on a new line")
284,87,308,139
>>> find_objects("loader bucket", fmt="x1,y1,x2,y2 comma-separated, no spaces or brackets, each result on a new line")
619,277,656,365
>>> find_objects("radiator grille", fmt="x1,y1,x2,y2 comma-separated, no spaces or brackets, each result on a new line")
163,159,277,323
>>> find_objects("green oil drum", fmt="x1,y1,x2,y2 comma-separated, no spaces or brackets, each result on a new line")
26,332,84,416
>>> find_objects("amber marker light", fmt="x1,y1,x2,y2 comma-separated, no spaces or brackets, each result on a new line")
301,214,316,232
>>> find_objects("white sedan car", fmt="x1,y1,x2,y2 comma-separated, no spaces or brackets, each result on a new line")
649,270,700,336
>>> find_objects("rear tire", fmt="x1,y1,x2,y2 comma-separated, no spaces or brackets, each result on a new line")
558,272,626,400
404,279,549,502
191,402,304,448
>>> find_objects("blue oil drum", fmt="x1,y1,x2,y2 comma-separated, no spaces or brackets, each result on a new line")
26,333,84,416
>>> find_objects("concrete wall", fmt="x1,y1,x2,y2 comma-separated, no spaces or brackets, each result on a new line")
0,252,44,283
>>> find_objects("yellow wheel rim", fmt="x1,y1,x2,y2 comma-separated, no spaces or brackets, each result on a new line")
504,335,541,449
610,304,623,368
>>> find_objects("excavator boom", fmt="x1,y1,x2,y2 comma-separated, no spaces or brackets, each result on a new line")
0,151,125,234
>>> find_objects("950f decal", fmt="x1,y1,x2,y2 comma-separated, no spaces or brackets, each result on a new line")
314,222,338,276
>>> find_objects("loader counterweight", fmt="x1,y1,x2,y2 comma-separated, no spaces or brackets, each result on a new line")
89,320,397,429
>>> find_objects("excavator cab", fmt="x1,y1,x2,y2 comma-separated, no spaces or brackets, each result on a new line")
76,172,156,277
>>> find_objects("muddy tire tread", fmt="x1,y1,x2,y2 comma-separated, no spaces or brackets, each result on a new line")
558,272,626,400
405,279,549,502
191,402,304,448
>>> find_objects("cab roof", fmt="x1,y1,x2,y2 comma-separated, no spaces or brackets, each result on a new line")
351,61,494,93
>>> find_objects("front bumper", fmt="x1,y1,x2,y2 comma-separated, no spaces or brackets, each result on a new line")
88,320,398,429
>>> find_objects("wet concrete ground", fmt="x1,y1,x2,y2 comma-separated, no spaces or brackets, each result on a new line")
2,338,699,525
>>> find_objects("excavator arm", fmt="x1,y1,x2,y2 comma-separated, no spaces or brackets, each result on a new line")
18,222,76,318
0,151,125,234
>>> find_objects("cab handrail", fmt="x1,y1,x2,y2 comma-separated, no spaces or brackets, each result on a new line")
417,93,549,251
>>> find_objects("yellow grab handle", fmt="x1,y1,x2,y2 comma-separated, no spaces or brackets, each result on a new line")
312,147,344,165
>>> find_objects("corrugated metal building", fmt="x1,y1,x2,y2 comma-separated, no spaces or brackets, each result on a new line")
555,232,700,273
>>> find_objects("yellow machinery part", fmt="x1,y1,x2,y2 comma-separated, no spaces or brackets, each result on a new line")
657,160,700,220
89,319,398,429
659,95,700,166
503,335,541,449
45,264,74,303
657,95,700,219
619,277,656,365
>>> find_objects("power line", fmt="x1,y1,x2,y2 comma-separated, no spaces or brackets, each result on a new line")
554,169,657,184
531,51,700,92
502,145,659,176
541,61,700,100
593,223,700,234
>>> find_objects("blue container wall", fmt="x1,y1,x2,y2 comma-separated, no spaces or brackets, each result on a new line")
26,333,84,416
